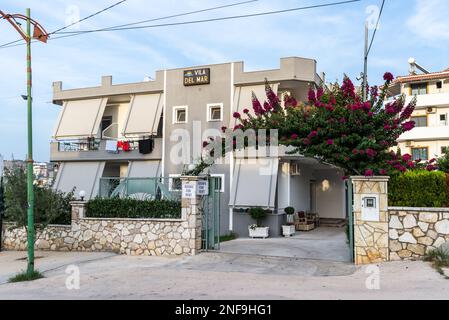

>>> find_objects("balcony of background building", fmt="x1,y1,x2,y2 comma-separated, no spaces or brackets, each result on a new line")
50,138,163,162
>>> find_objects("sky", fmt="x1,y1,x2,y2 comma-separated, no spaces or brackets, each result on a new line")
0,0,448,162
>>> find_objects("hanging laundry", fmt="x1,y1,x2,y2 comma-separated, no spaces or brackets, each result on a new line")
105,140,118,153
138,139,154,154
117,141,131,152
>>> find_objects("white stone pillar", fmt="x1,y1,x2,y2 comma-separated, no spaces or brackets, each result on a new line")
181,176,204,255
351,176,389,265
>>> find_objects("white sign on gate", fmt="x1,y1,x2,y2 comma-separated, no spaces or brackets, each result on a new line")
197,180,209,196
182,181,197,199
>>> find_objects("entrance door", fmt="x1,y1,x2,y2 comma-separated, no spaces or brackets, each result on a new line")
309,181,317,213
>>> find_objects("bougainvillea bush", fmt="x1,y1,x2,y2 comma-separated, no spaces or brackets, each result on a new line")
192,73,438,177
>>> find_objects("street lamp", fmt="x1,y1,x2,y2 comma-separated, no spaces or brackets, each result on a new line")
0,9,48,276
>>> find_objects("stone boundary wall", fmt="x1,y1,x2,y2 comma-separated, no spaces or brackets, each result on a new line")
388,207,449,260
1,177,204,256
2,218,199,256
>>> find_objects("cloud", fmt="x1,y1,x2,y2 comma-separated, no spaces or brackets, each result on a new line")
407,0,449,41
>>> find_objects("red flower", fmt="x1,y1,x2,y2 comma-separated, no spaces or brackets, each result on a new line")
364,169,374,176
401,121,415,131
243,108,250,114
308,131,318,138
233,112,241,119
402,154,412,162
383,72,394,82
221,126,228,133
202,141,209,148
326,139,334,146
291,134,299,140
379,169,387,175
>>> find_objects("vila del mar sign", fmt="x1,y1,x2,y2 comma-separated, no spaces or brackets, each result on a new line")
184,68,210,86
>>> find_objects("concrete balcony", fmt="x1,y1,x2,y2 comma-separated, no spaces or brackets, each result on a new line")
50,138,163,162
398,126,449,142
405,92,449,108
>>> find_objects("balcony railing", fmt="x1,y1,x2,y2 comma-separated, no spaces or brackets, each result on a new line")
58,139,101,152
99,177,181,201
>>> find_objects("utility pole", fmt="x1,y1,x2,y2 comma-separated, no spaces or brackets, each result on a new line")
25,8,35,276
362,21,369,101
0,8,48,276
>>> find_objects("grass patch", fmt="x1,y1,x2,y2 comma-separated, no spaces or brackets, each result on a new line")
8,270,44,283
424,247,449,280
220,232,237,243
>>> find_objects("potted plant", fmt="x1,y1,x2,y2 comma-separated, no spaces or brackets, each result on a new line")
248,207,269,238
282,207,296,237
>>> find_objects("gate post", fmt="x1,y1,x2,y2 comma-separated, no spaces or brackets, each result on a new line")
181,176,203,255
351,176,390,265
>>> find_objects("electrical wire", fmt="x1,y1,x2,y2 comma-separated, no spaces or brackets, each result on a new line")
0,0,128,48
0,0,362,49
366,0,385,57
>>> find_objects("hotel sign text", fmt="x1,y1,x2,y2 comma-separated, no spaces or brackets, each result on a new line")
184,68,210,86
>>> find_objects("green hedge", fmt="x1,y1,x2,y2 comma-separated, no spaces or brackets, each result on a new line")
389,170,449,208
86,198,181,219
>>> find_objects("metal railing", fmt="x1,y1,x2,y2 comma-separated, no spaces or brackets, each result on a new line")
99,177,181,201
58,139,101,152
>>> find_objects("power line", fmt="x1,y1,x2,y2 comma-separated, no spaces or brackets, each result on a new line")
57,0,362,35
48,0,128,35
0,0,362,49
0,0,128,48
55,0,259,35
366,0,385,57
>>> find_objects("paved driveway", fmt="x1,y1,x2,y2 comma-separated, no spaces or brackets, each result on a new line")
0,250,448,300
220,227,350,262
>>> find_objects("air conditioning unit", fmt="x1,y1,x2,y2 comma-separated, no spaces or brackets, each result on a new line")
427,107,436,114
290,163,301,176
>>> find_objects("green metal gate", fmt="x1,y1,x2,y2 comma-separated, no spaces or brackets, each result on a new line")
201,177,221,251
346,178,355,262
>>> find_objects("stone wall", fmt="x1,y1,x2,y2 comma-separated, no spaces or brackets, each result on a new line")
1,177,204,256
2,218,199,256
388,208,449,260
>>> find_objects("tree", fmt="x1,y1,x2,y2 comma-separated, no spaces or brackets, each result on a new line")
3,165,74,230
193,73,423,177
437,150,449,174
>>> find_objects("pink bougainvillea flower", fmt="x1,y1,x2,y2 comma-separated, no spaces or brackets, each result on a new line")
366,149,376,158
202,141,209,148
303,138,311,145
383,72,394,82
308,130,318,139
402,154,412,162
221,126,228,133
326,139,334,146
308,88,316,103
233,112,241,119
379,169,387,175
429,158,437,164
291,134,299,140
243,108,250,114
364,169,374,176
401,121,415,131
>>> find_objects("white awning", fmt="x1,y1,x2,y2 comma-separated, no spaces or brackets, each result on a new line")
53,162,105,200
127,161,161,178
122,94,163,137
229,158,279,208
231,83,279,127
53,98,108,140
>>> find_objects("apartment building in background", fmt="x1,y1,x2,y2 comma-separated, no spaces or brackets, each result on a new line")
388,59,449,161
50,57,347,236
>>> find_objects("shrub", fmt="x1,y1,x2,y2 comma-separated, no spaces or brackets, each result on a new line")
3,166,74,228
248,207,268,227
437,151,449,173
389,170,448,207
86,198,181,219
284,206,295,215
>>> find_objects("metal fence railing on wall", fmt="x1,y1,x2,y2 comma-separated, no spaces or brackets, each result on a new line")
99,177,181,201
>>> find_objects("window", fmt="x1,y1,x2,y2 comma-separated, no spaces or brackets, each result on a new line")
411,115,427,127
411,83,427,95
169,174,182,191
440,114,447,126
442,147,449,155
412,147,429,161
173,106,188,124
437,81,443,89
207,103,223,122
210,174,225,193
